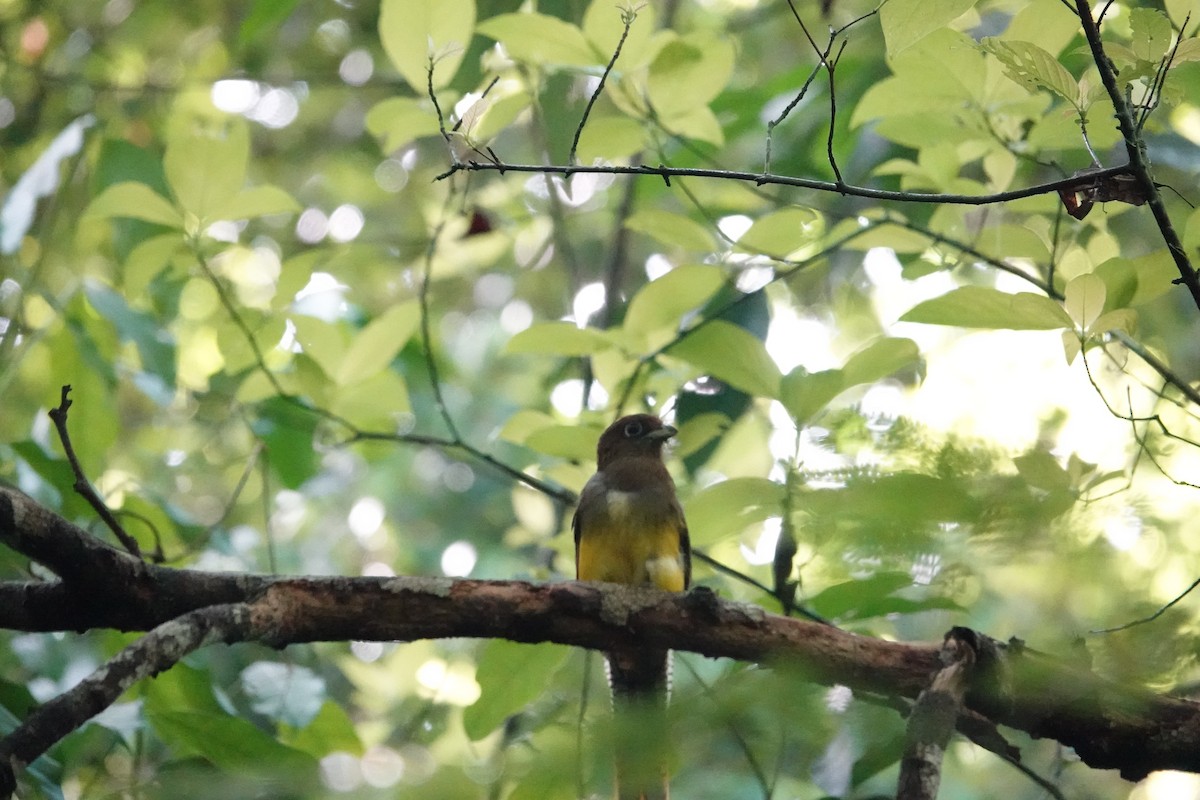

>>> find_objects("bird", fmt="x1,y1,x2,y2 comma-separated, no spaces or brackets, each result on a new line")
573,413,691,800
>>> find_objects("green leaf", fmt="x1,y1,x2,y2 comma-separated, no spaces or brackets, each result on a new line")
84,280,177,386
86,182,182,228
1094,257,1138,311
981,39,1081,108
684,477,784,547
842,337,920,387
880,0,978,56
1014,450,1071,492
1090,309,1137,338
624,210,716,252
252,396,319,489
669,320,781,399
164,123,250,223
646,35,735,118
149,710,318,778
781,368,844,425
674,412,729,458
290,316,346,379
223,185,300,220
477,13,596,66
336,301,420,385
525,424,596,461
380,0,475,90
1061,329,1082,365
366,98,443,152
463,641,569,740
737,207,823,257
330,369,411,426
239,0,301,46
1064,273,1106,332
1129,8,1172,62
900,286,1072,330
507,322,612,356
280,701,364,759
809,572,908,619
624,265,725,340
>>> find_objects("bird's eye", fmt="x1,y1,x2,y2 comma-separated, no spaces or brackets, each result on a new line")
623,421,643,438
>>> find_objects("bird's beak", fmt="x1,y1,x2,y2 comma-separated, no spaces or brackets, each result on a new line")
647,425,677,440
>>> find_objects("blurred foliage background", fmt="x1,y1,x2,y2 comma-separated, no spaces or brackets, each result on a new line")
3,0,1200,797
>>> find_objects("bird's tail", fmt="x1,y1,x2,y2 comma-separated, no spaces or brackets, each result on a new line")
606,646,672,800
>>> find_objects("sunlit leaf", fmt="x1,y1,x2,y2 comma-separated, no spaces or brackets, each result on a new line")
336,301,420,386
646,35,735,118
842,337,920,387
507,322,613,356
86,182,182,228
880,0,978,56
526,425,597,461
380,0,475,90
624,265,725,340
222,185,300,221
737,207,823,257
164,123,252,225
477,13,596,66
367,98,443,152
668,321,781,399
1064,273,1106,332
900,286,1072,330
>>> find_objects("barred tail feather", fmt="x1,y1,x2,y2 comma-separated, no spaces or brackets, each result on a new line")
606,647,672,800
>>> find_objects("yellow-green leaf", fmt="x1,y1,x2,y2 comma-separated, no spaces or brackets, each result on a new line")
781,368,844,425
335,301,420,386
669,321,781,399
507,322,612,356
737,207,824,257
624,265,725,339
164,123,250,223
900,286,1072,330
223,185,300,221
463,641,569,740
881,0,978,56
1064,273,1106,332
625,210,716,252
86,182,182,228
380,0,475,91
981,38,1081,108
477,13,597,66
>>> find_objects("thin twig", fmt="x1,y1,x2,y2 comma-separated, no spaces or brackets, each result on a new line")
569,6,638,165
47,385,142,558
436,159,1135,208
1091,575,1200,634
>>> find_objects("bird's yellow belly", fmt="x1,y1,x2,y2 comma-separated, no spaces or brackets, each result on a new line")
577,517,686,592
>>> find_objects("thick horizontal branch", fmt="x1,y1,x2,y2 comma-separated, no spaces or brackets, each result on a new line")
2,485,1198,781
437,160,1134,207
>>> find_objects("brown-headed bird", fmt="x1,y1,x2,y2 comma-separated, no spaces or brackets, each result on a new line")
573,413,691,800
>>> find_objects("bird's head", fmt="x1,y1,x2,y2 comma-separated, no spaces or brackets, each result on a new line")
595,414,677,469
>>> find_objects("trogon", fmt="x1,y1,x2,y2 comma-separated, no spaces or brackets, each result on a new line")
573,413,691,800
